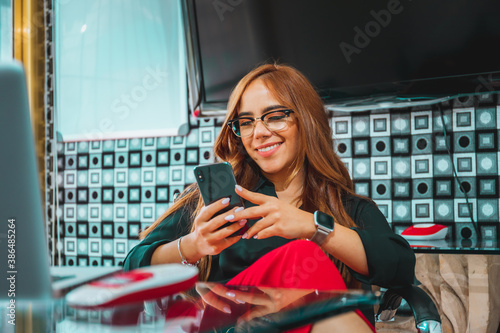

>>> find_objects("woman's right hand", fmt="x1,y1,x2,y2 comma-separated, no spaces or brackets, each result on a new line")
183,198,247,260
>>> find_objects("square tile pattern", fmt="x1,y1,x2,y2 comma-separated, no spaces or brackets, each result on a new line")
54,118,220,266
332,105,500,243
53,105,500,266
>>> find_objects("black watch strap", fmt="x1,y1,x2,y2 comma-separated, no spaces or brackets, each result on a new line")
310,211,335,245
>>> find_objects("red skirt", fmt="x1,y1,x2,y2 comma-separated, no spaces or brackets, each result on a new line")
226,239,376,332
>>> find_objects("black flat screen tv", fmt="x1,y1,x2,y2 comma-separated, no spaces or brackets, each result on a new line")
184,0,500,113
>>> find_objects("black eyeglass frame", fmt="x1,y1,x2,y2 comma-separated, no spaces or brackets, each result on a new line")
226,109,295,137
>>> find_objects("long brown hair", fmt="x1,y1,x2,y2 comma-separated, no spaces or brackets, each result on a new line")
141,63,364,287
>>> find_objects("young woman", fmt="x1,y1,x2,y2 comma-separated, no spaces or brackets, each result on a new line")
123,63,416,332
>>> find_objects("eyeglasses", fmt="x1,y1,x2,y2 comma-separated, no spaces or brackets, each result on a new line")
227,109,295,137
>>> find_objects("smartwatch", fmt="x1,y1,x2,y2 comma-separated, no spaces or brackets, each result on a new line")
310,211,335,245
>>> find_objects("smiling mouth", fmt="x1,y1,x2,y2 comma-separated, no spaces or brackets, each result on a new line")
257,143,282,152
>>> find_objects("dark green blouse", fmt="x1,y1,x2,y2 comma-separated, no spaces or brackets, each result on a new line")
123,177,415,289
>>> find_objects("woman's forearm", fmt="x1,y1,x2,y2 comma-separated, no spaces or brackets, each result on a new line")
151,233,202,266
316,222,369,277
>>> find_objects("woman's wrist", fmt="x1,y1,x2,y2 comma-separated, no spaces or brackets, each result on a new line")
303,212,317,240
178,233,203,265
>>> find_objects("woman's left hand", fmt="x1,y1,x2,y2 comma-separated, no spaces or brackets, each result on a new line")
230,185,316,240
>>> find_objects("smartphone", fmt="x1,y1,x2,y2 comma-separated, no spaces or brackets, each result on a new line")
194,162,247,236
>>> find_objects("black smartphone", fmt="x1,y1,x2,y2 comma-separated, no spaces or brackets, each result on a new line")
194,162,247,236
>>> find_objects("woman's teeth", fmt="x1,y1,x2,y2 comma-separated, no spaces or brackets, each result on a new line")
258,143,281,152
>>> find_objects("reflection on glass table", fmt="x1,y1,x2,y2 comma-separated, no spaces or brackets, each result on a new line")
394,222,500,254
408,237,500,254
55,283,380,333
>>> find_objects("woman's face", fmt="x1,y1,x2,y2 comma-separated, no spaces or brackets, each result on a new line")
237,79,300,181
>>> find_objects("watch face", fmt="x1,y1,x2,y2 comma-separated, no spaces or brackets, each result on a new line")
315,211,335,231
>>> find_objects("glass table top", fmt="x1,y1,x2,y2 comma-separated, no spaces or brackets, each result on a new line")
10,283,379,333
408,238,500,254
393,222,500,254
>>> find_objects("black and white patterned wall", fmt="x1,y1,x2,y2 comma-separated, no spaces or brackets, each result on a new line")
332,99,499,243
53,118,223,266
52,99,500,266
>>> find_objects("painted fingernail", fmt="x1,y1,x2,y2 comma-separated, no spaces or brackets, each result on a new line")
253,234,258,239
242,232,248,239
239,219,247,226
234,206,244,213
223,306,231,314
222,198,230,205
226,291,236,297
225,214,234,221
235,299,245,304
235,185,243,192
